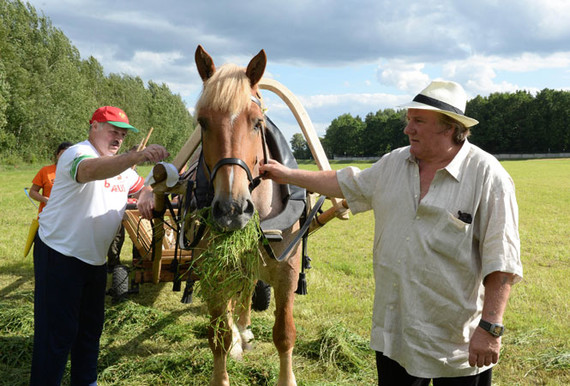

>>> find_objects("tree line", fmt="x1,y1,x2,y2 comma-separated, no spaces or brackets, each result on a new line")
292,88,570,160
0,0,195,164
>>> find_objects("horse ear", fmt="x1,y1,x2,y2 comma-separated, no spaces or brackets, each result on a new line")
246,49,267,87
195,45,216,81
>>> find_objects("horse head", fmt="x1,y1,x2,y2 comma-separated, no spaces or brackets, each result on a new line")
194,45,267,231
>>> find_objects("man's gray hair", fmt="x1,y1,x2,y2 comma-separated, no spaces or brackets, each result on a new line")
439,113,471,144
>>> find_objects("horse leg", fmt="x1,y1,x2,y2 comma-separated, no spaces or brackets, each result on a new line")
234,292,254,352
272,268,298,386
208,302,233,386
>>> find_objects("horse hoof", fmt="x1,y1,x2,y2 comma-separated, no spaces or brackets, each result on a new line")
240,326,254,351
229,342,244,360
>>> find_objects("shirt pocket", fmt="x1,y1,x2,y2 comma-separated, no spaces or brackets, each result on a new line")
426,209,472,262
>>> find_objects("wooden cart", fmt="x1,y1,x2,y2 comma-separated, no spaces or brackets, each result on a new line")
122,207,194,284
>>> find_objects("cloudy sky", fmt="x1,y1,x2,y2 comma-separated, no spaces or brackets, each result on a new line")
25,0,570,142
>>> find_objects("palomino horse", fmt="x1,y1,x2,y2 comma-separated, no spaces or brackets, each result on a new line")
193,45,302,386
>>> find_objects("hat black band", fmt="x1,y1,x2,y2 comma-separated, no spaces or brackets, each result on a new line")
413,94,464,115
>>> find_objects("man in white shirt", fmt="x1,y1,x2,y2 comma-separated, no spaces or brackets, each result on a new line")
260,81,522,385
31,106,169,386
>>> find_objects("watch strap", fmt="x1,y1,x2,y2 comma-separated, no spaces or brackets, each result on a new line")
479,319,504,337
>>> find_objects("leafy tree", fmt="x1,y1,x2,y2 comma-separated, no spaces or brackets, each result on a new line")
0,0,195,163
290,133,311,159
324,113,365,157
529,89,569,152
0,59,10,149
147,81,195,153
362,108,407,156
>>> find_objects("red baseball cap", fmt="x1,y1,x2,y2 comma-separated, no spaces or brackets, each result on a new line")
89,106,139,133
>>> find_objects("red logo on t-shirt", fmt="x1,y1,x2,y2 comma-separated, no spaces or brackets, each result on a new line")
104,179,126,192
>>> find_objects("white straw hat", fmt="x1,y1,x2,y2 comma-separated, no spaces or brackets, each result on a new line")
401,80,479,127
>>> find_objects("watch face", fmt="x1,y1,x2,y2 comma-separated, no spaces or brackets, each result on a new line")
491,324,504,337
479,319,505,337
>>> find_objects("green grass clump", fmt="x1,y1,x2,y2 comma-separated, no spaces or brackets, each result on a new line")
297,323,371,373
193,208,261,311
189,208,261,349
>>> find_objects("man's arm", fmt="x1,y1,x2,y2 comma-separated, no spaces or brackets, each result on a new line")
77,144,169,183
468,271,516,367
260,159,344,198
135,186,155,220
29,184,48,204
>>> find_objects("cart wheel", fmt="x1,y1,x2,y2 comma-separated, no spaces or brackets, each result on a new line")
111,265,129,303
251,280,271,312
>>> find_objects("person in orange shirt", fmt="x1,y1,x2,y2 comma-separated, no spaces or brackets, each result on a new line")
30,142,73,214
29,142,73,214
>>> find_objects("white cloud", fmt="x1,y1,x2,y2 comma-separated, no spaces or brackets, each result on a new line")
114,51,184,75
376,61,431,93
442,52,570,96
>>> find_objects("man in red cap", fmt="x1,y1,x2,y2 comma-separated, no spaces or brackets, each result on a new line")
31,106,169,386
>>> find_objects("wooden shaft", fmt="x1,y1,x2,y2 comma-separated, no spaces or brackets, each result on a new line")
151,163,167,284
132,127,154,169
258,78,349,219
138,127,154,151
309,199,349,233
172,127,202,172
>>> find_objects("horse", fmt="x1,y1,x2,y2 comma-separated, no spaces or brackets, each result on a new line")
190,45,303,386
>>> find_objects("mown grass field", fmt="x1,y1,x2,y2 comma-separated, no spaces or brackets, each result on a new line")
0,158,568,385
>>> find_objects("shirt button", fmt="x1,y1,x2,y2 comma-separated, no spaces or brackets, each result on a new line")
406,237,410,241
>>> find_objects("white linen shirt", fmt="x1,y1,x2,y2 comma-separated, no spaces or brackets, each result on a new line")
336,140,522,378
39,140,144,266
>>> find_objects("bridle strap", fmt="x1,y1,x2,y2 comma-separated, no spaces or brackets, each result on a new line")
250,93,269,189
210,157,253,185
203,93,270,193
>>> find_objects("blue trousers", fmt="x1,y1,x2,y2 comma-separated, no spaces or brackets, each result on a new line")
31,236,107,386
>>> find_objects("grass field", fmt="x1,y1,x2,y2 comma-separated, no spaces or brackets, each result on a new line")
0,158,568,385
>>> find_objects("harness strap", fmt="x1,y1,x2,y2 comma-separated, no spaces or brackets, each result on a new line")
210,157,253,183
205,95,270,194
275,195,326,261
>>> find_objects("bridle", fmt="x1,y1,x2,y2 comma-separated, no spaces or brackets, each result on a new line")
204,94,269,193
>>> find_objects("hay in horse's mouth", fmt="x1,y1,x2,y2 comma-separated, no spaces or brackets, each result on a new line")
194,208,261,313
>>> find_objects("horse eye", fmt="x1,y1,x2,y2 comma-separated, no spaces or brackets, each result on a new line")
254,119,264,131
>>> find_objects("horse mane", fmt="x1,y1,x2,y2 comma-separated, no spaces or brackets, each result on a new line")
195,64,252,116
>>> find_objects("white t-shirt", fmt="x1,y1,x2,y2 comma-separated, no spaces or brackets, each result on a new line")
337,140,522,378
38,140,144,265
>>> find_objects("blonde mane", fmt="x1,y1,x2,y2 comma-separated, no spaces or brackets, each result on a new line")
195,64,251,116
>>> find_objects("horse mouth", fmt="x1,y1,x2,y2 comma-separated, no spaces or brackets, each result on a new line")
212,198,255,231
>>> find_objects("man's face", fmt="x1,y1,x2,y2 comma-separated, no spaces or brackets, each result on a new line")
90,122,128,156
403,109,453,162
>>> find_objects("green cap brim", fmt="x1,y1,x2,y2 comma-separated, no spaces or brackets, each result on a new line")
107,121,139,133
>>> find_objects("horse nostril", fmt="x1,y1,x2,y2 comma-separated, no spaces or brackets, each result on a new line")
212,200,224,219
244,199,254,215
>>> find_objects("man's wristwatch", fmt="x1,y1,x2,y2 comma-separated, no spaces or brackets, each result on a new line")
479,319,505,337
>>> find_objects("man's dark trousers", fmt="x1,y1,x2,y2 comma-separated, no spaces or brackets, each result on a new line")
31,235,107,386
